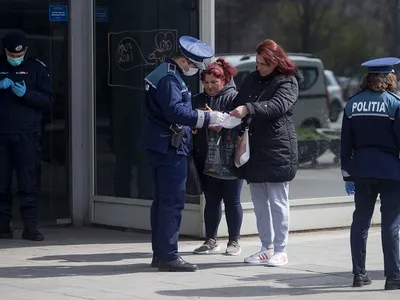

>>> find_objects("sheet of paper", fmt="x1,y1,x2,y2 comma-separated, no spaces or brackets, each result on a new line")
209,113,242,129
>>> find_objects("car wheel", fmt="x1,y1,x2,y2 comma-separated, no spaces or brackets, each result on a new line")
329,101,342,122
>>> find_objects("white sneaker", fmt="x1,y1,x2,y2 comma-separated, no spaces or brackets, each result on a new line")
267,252,288,267
244,247,274,264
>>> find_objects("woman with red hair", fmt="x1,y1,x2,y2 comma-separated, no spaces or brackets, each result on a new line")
230,39,301,266
192,58,244,256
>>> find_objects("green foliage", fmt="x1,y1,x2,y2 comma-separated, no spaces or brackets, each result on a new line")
215,0,398,76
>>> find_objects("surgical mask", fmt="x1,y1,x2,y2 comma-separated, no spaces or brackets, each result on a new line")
7,56,24,67
183,67,199,76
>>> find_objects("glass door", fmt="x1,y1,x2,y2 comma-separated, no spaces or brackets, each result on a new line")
0,0,70,227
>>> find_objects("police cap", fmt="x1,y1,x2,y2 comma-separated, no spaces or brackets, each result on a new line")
361,57,400,74
179,36,214,70
2,32,27,54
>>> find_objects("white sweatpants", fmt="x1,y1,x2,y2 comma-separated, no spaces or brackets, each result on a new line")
249,182,290,253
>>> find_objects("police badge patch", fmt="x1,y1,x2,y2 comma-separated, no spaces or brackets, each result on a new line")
15,45,23,52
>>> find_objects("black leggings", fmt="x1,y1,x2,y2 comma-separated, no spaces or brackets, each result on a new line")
203,175,243,241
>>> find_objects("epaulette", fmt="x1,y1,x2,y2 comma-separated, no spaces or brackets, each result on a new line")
29,57,48,69
167,63,176,74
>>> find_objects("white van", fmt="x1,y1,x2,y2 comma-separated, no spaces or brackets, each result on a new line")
216,53,331,129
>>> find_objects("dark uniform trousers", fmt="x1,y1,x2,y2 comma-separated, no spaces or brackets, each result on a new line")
147,149,187,262
0,133,41,229
351,179,400,278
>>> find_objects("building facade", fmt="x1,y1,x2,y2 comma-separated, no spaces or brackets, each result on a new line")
0,0,380,237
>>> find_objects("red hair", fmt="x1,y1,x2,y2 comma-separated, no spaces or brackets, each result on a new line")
201,58,238,85
256,39,296,76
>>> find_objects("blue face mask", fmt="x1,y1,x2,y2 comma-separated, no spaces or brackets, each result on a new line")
7,56,24,67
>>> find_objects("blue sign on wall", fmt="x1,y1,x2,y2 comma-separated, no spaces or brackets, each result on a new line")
96,6,109,23
49,5,68,22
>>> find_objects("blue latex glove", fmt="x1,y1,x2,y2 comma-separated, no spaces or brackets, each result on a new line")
345,181,355,195
11,80,26,97
0,78,14,89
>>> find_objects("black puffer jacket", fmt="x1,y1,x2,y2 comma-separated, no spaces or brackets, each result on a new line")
192,81,238,173
231,70,301,183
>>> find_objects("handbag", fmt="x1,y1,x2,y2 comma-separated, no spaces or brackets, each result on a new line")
204,127,240,179
234,127,250,168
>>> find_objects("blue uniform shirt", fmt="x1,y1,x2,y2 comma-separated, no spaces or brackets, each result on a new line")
139,60,210,156
0,56,54,134
341,90,400,181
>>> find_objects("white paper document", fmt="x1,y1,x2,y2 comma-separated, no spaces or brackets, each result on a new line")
210,113,242,129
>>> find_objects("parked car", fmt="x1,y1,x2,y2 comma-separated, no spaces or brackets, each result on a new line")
324,70,346,122
216,53,331,129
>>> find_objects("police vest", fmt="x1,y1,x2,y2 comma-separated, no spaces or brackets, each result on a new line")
345,90,400,120
144,62,188,94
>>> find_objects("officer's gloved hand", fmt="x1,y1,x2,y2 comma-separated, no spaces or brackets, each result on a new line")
0,78,14,89
11,80,26,97
345,181,355,195
209,111,224,126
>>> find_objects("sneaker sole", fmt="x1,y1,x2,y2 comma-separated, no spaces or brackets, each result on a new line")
353,281,372,288
225,248,242,256
267,261,288,267
244,259,270,264
193,246,221,254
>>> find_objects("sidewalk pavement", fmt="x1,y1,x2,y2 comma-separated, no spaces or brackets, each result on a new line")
0,226,398,300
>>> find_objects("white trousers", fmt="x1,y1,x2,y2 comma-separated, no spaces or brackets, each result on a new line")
249,182,290,253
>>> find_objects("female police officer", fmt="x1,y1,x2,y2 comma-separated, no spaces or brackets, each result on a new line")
140,36,225,272
341,57,400,290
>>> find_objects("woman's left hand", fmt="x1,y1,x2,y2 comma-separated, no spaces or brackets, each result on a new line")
230,105,249,118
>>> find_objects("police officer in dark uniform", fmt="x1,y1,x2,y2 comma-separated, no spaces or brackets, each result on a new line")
341,57,400,290
140,36,224,272
0,32,54,241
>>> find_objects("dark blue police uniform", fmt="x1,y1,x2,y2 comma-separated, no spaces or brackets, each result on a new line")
139,36,217,272
0,33,54,241
341,57,400,290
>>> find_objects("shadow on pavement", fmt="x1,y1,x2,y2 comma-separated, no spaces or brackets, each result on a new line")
0,226,152,249
0,261,251,278
156,270,385,298
26,251,197,263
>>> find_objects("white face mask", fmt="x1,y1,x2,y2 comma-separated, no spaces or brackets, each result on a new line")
183,67,199,76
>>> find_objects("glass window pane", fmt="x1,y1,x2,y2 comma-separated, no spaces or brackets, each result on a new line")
94,0,199,199
0,0,70,224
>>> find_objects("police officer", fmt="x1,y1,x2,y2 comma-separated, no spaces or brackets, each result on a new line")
0,32,54,241
341,57,400,290
140,36,224,272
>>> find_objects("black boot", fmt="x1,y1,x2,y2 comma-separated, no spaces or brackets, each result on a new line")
385,277,400,290
151,256,159,268
22,228,44,241
158,257,198,272
353,272,372,287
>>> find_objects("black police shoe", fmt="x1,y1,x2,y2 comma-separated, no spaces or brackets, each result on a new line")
353,272,372,287
0,229,13,239
22,229,44,241
385,277,400,290
158,257,199,272
151,256,159,268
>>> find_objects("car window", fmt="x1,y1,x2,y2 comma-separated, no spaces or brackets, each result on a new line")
297,67,318,91
234,71,250,89
324,72,337,86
